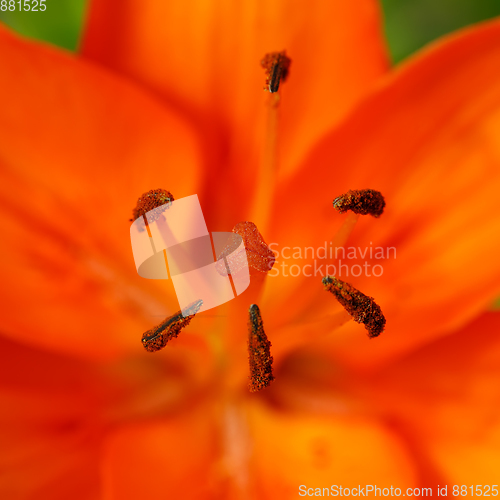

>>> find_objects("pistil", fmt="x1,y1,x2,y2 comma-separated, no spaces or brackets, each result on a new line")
216,221,276,276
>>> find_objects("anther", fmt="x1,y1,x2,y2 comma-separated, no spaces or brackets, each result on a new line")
141,299,203,352
231,221,276,274
248,304,274,392
261,51,291,93
322,276,385,338
130,189,175,230
333,189,385,218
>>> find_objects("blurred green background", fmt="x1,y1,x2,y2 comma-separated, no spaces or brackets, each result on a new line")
1,0,500,62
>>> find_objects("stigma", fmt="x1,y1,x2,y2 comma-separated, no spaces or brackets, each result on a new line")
261,51,291,93
322,276,385,338
229,221,276,274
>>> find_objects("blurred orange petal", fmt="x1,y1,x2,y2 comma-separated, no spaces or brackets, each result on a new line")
101,410,221,500
371,312,500,484
0,330,216,498
0,25,201,358
0,335,109,499
82,0,389,227
246,398,416,498
266,18,500,367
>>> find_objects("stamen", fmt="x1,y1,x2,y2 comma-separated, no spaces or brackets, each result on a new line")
250,51,292,233
141,299,203,352
131,189,175,230
232,221,275,274
248,304,274,392
261,51,291,93
333,189,385,218
322,276,385,338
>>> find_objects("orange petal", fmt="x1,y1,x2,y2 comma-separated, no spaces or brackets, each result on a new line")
246,397,416,497
266,18,500,367
0,335,109,499
0,330,217,498
101,388,417,499
0,26,202,358
369,312,500,484
82,0,389,227
101,410,222,500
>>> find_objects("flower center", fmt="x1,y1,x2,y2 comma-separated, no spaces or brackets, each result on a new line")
131,190,277,390
129,65,388,393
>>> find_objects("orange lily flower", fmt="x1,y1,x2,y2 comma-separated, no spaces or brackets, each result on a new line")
1,1,500,498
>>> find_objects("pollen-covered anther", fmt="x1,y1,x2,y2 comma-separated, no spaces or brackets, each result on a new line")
141,299,203,352
230,221,275,274
322,276,385,338
248,304,274,392
131,189,175,229
261,50,291,93
333,189,385,218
